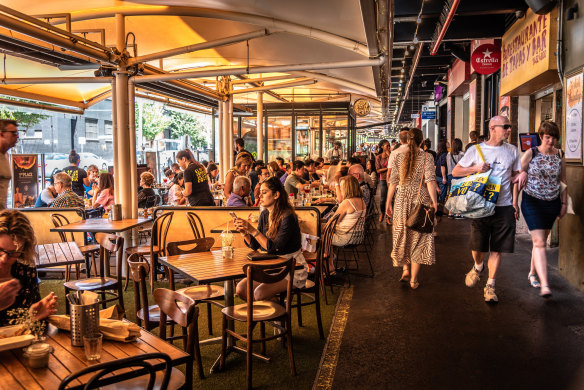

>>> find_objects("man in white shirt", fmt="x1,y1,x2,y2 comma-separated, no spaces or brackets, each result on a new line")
325,141,344,162
452,115,523,304
0,120,18,209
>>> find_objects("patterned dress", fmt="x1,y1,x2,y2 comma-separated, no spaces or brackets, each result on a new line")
389,150,436,266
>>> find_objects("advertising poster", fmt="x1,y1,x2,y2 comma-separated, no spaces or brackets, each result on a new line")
11,154,38,208
565,72,583,162
144,151,158,182
499,96,510,118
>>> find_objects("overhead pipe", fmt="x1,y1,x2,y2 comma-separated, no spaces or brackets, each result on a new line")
290,70,377,97
133,57,385,83
0,86,85,108
63,6,370,56
230,78,316,94
0,5,111,52
0,12,113,63
0,77,113,84
0,97,84,115
430,0,461,56
234,75,288,103
135,92,212,115
231,75,298,85
84,90,113,109
128,29,269,65
397,43,423,122
141,65,221,101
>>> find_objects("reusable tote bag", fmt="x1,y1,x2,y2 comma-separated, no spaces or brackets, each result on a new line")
445,145,501,218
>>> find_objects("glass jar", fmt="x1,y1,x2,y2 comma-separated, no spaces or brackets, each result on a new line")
23,343,52,368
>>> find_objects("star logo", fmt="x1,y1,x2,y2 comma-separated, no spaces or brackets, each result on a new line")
483,49,492,59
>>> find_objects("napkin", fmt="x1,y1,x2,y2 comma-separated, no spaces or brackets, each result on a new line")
48,305,141,343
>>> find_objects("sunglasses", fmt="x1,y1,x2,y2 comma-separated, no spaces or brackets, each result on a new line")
493,124,512,130
0,249,23,259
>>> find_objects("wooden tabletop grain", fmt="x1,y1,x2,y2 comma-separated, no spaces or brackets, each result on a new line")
0,326,190,389
159,247,288,284
50,218,152,233
35,242,84,268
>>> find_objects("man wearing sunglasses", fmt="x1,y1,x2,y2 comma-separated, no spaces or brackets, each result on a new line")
0,120,18,209
453,115,522,304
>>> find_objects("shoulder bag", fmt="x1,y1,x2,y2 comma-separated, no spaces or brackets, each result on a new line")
406,153,435,234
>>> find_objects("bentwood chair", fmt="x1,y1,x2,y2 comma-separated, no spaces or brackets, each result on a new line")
333,215,374,278
219,259,297,390
125,211,174,290
50,213,100,280
63,233,125,314
58,352,175,390
186,211,206,239
166,238,223,336
154,288,204,384
127,253,161,331
291,213,339,339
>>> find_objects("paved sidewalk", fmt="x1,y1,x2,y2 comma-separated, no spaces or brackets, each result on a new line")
332,218,584,390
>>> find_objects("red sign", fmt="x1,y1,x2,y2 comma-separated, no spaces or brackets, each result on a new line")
471,44,501,75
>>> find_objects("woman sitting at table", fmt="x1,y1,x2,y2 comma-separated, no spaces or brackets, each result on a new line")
92,172,115,209
207,163,219,184
224,153,253,199
168,172,186,206
234,176,308,301
138,172,156,208
0,210,58,326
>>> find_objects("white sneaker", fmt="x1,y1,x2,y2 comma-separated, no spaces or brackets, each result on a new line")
465,266,481,287
484,284,498,303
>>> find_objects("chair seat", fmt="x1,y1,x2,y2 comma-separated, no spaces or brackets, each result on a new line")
101,367,185,390
126,245,159,256
177,285,224,301
64,277,118,290
222,301,286,322
137,305,161,322
79,244,100,254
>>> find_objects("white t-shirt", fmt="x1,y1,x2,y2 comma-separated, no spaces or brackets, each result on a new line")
457,142,521,206
388,144,408,169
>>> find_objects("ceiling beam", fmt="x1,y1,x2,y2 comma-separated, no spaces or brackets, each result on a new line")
234,75,288,103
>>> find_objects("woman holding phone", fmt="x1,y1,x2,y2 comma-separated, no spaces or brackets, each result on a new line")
234,177,307,301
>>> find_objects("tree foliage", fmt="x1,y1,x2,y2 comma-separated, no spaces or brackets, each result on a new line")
165,108,208,149
0,105,50,132
137,102,170,141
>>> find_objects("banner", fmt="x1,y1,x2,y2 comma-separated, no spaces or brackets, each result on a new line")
12,154,38,208
565,72,583,162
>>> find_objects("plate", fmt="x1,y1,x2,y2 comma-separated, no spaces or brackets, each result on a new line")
0,325,34,352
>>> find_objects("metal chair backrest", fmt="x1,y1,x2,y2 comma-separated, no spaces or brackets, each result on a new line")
345,215,366,246
152,212,174,256
186,211,206,239
127,253,152,328
316,213,340,284
243,258,295,316
95,233,124,279
58,352,172,390
167,238,215,256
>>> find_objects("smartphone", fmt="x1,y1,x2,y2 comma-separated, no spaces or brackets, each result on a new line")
229,211,238,221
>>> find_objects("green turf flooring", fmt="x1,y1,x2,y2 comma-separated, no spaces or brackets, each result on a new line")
40,278,341,389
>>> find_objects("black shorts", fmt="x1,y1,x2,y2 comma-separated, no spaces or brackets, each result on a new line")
470,206,516,253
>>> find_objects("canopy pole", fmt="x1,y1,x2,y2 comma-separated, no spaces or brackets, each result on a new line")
217,101,224,181
111,80,120,203
221,100,230,178
228,95,234,168
115,71,132,218
257,92,264,160
128,81,138,218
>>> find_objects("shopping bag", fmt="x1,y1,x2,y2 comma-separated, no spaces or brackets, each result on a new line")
445,145,499,218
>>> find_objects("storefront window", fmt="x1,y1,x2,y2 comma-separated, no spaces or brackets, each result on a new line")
295,116,320,160
267,116,292,162
323,115,348,159
241,118,257,159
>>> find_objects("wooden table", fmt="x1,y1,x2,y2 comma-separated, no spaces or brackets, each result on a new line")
50,218,152,234
158,247,291,372
0,326,190,389
35,242,84,268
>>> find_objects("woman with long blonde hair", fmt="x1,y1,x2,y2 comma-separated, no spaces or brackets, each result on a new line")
386,128,439,289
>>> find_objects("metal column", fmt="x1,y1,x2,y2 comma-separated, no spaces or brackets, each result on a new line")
128,82,138,218
227,95,234,168
257,92,264,160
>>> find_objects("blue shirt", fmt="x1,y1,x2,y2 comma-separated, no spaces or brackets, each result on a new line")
226,192,247,207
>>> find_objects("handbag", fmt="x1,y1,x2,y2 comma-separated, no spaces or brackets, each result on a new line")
406,154,435,234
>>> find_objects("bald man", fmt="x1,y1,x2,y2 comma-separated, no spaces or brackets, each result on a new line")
453,115,523,304
348,164,371,208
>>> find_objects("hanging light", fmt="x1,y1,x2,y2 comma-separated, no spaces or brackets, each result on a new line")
413,36,419,44
404,49,409,56
401,68,405,73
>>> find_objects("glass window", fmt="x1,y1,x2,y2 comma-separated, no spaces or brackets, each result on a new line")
85,119,98,139
241,118,257,159
104,120,113,136
295,116,320,160
267,116,292,162
323,115,348,160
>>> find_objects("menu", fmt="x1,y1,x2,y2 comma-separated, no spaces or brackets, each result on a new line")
565,72,583,162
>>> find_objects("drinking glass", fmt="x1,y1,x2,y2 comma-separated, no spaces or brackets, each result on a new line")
83,334,103,361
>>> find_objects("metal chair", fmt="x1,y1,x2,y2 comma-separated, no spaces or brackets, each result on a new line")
127,253,160,331
58,352,176,390
333,215,374,278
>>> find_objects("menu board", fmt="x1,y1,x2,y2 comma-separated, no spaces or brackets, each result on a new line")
11,154,38,208
565,72,583,162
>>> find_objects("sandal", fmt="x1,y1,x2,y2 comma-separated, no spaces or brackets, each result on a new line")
528,274,541,288
410,280,419,290
540,286,552,298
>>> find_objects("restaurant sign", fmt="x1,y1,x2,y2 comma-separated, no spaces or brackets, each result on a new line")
11,154,38,208
471,44,501,75
500,8,557,96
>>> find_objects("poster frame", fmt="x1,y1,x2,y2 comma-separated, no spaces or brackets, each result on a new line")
563,68,584,164
11,154,39,208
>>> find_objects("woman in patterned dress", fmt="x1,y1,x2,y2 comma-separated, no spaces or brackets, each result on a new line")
516,121,567,298
386,128,439,289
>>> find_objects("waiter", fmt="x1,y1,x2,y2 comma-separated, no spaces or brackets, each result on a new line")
325,141,343,163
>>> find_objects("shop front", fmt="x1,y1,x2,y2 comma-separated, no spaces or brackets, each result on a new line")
238,102,356,161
